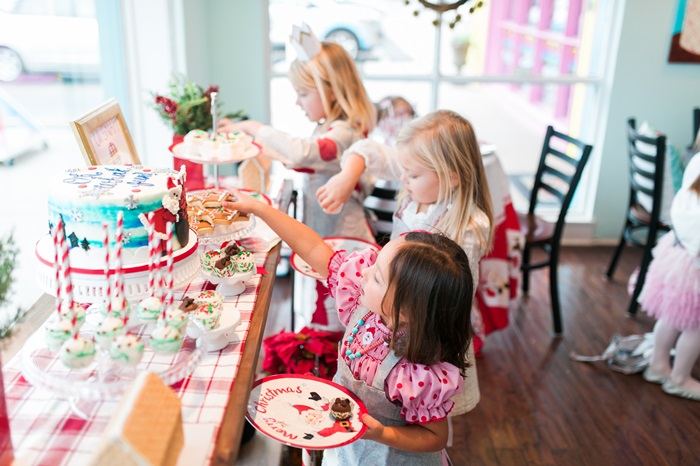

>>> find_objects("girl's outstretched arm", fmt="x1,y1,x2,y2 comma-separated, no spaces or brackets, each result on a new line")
361,413,448,452
217,119,262,137
222,190,334,279
316,152,366,213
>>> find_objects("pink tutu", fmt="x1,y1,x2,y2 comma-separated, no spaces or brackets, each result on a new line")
639,232,700,330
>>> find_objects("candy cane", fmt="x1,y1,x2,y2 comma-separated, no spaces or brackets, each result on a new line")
115,211,126,310
165,221,174,308
51,219,62,314
103,223,112,315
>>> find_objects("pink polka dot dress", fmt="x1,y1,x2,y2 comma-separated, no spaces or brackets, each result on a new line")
325,249,462,465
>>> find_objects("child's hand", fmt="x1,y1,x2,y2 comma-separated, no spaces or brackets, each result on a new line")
360,413,385,442
221,188,265,216
217,119,262,137
316,172,357,214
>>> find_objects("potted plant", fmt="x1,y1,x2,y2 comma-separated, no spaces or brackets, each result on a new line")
150,74,246,189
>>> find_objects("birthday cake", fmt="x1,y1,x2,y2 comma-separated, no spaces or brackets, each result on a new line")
47,165,189,266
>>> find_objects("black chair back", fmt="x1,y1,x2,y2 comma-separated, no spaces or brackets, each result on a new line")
528,126,593,238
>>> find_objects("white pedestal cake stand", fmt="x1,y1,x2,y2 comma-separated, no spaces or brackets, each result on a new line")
34,230,201,303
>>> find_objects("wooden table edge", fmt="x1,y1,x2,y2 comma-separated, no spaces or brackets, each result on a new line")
210,242,281,465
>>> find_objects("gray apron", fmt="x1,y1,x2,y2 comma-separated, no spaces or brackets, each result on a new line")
324,308,443,465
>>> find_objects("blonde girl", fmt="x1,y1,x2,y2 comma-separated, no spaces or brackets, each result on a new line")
224,191,475,464
317,109,494,289
219,40,376,331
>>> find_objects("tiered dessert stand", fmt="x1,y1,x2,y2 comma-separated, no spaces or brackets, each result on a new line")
25,231,206,414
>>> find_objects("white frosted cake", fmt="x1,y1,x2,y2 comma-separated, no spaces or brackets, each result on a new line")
47,165,189,265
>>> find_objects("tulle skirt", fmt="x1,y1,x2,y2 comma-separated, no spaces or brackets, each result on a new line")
639,232,700,330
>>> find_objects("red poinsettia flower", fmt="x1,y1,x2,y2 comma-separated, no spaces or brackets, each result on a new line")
262,327,343,380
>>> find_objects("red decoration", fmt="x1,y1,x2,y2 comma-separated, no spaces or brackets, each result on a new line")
262,327,343,381
170,134,205,191
0,357,13,466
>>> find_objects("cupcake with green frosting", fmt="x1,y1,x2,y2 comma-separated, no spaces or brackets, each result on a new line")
59,336,96,369
149,324,184,354
109,334,145,367
45,319,74,353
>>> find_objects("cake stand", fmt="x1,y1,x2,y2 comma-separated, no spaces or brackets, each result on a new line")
20,318,206,416
202,268,255,296
35,230,201,304
187,188,257,246
186,303,242,352
170,141,261,190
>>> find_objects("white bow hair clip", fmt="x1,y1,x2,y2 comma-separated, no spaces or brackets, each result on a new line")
290,23,322,61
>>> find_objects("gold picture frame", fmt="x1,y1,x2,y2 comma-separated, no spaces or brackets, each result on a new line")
70,98,141,166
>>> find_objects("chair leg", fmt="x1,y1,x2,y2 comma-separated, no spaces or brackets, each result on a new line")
628,244,654,316
549,253,563,335
605,229,628,279
522,244,531,295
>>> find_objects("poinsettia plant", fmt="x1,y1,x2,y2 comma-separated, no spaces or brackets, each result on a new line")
150,74,246,136
262,327,343,381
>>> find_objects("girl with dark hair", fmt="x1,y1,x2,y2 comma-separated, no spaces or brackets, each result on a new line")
224,191,475,464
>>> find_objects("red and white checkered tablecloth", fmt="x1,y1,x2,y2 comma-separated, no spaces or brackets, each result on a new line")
1,252,269,466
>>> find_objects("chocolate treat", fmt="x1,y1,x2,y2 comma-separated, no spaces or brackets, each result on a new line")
179,297,198,313
215,256,231,270
330,397,353,420
224,242,241,256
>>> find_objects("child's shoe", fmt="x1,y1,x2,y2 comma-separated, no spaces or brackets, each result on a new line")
642,367,669,385
661,381,700,401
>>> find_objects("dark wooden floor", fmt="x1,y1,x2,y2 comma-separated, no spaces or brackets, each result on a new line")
269,246,700,466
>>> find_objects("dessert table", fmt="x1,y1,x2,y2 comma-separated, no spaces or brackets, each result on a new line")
0,179,294,466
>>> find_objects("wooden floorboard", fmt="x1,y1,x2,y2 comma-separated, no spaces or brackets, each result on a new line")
267,246,700,465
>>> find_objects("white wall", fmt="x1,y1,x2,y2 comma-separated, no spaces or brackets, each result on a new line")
592,0,700,239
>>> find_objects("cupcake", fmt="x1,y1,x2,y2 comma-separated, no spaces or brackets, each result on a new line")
183,129,209,156
58,303,86,327
109,334,145,367
94,316,126,349
149,324,184,354
234,251,255,273
45,319,74,353
136,296,163,322
59,336,96,369
200,249,236,278
330,397,353,420
194,290,224,310
191,304,222,331
97,298,130,320
160,307,188,331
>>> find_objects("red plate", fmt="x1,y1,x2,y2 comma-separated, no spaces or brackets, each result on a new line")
290,236,380,280
246,374,368,450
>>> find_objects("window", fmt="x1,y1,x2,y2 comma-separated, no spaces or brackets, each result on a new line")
268,0,615,217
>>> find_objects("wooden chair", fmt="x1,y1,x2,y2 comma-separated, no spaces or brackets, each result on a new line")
363,179,401,246
605,118,670,316
518,126,593,334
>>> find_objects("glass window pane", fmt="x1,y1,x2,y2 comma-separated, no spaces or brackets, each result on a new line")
0,0,103,313
269,0,437,76
440,0,598,78
437,81,595,213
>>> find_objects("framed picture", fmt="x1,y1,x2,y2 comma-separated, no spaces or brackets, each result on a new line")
669,0,700,63
70,98,140,166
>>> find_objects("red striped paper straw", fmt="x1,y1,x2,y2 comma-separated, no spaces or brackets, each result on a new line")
103,223,112,315
51,219,62,314
147,213,157,297
165,221,174,308
57,218,75,312
115,211,126,310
